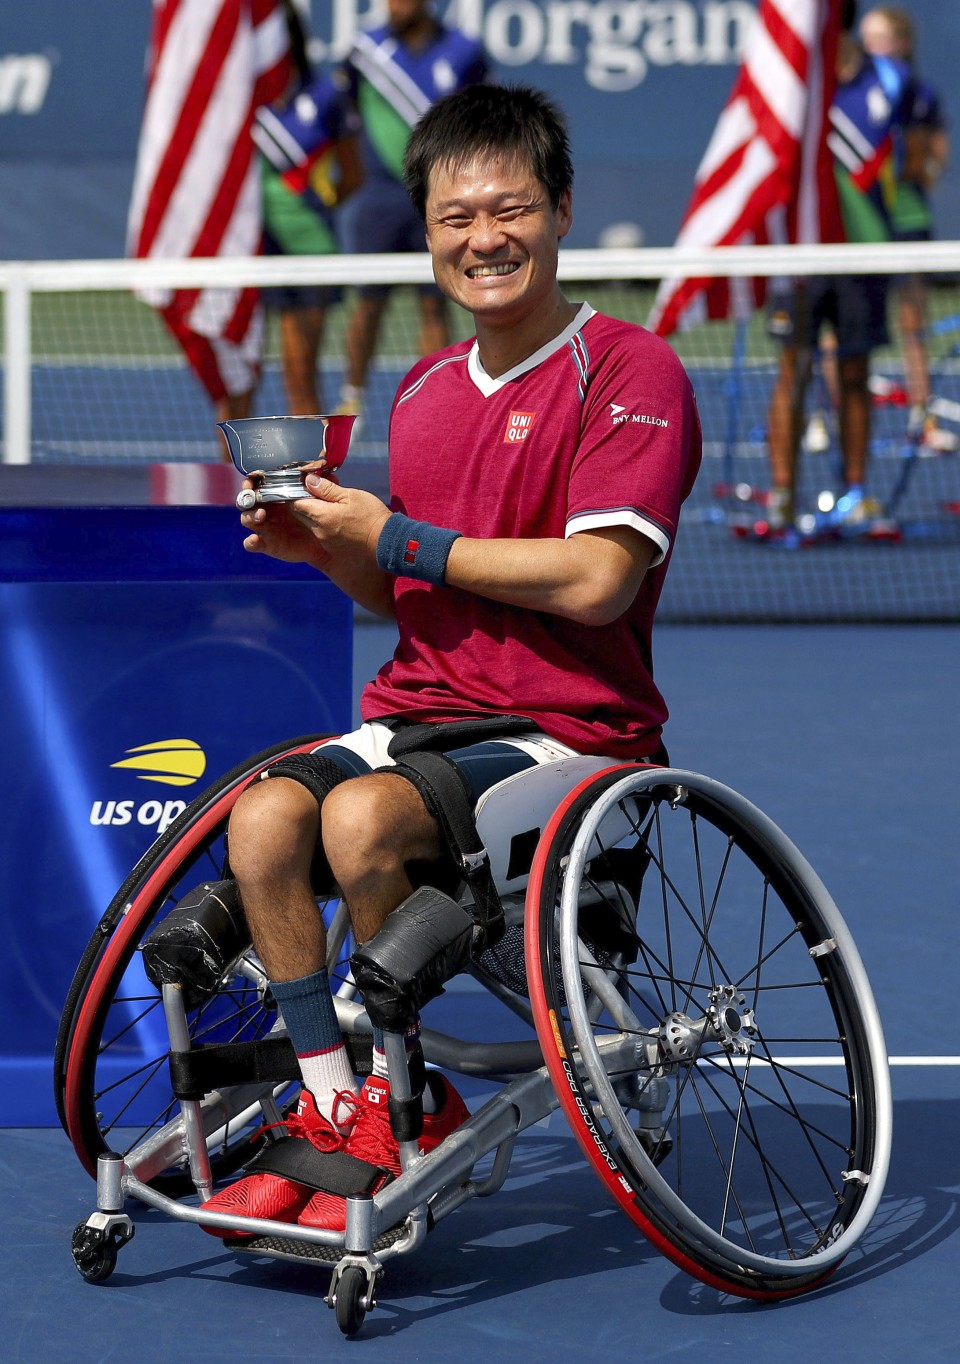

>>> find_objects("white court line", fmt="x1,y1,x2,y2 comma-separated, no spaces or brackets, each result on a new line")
719,1056,960,1068
888,1056,960,1066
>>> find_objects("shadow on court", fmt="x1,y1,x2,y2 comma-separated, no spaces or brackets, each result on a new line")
659,1094,960,1322
11,1094,956,1347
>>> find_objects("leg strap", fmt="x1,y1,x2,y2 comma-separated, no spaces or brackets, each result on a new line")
244,1138,390,1197
261,751,351,808
383,750,506,952
351,886,475,1033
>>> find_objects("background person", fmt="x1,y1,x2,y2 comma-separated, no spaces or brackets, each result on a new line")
860,4,952,449
199,83,702,1239
334,0,489,425
254,2,362,414
766,0,909,531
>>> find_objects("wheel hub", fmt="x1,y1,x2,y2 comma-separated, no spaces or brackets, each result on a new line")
658,985,758,1063
706,985,758,1056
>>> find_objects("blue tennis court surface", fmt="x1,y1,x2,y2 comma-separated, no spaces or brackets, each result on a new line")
5,622,958,1363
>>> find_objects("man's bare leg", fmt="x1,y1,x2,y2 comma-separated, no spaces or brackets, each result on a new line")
228,776,326,981
837,354,871,489
279,306,325,415
343,294,389,397
767,343,808,522
417,292,449,357
321,772,444,944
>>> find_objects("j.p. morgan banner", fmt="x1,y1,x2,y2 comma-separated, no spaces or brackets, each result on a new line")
315,0,755,92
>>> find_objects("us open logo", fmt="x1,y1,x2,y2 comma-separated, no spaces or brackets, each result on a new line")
89,739,207,835
505,410,536,444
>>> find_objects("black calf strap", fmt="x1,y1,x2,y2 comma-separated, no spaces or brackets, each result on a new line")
386,750,506,953
382,715,538,954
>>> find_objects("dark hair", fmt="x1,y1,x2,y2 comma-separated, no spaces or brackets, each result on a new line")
403,84,573,220
841,0,858,32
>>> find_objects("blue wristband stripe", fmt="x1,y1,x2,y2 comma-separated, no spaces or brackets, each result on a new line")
377,513,461,584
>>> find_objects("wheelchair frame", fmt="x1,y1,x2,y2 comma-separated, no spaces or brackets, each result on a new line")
56,738,893,1336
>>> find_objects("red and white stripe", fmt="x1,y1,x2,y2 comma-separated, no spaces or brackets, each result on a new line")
127,0,290,400
649,0,843,338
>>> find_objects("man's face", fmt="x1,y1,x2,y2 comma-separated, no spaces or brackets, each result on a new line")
860,13,897,58
387,0,430,36
423,152,573,329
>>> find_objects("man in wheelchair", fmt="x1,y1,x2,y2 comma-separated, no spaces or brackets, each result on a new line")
200,83,702,1237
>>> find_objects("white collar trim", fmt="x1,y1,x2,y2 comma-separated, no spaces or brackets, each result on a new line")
466,302,596,395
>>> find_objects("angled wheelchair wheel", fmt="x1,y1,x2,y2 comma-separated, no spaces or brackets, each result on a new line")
54,735,332,1195
526,765,892,1299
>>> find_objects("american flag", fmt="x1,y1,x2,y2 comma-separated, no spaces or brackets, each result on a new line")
649,0,843,337
127,0,291,403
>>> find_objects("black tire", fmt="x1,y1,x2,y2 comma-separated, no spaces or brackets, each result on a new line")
334,1265,368,1337
71,1223,119,1284
54,736,332,1195
526,765,892,1299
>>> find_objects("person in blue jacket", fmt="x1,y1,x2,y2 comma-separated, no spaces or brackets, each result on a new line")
254,3,362,413
335,0,489,423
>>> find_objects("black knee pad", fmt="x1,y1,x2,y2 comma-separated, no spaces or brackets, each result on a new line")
260,751,351,894
350,886,475,1033
142,879,249,1011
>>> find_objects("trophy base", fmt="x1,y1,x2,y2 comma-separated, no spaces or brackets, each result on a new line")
235,471,308,511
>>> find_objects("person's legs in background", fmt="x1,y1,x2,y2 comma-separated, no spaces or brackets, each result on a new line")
340,290,390,417
417,289,449,357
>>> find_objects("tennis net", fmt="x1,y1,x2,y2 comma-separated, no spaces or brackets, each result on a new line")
2,242,958,619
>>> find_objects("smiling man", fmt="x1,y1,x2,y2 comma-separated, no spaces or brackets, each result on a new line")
200,85,702,1238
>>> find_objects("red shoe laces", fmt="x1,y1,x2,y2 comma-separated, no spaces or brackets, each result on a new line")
253,1089,360,1153
342,1088,399,1168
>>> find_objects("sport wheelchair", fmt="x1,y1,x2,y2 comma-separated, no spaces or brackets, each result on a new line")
55,735,892,1336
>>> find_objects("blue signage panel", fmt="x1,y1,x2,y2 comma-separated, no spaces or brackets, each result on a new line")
0,506,352,1125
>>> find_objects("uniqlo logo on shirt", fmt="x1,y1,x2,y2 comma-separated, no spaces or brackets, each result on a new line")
504,410,536,443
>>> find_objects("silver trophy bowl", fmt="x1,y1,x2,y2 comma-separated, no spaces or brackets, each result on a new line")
217,414,357,510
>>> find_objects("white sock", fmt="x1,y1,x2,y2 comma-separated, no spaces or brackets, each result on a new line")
298,1044,359,1133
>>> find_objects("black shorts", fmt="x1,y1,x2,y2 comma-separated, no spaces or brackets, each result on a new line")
891,227,935,288
340,181,444,302
265,723,579,894
260,283,344,311
768,275,889,356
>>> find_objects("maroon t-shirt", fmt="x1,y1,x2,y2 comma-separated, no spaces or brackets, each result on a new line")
360,305,702,757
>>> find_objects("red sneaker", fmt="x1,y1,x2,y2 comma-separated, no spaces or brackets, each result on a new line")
297,1073,469,1232
297,1077,399,1233
420,1073,470,1152
199,1089,350,1240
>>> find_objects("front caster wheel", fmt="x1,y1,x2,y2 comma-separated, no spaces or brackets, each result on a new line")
334,1265,369,1337
71,1220,133,1283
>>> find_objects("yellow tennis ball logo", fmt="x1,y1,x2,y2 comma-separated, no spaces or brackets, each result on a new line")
110,739,207,788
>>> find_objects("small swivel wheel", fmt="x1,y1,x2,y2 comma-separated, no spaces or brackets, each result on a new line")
71,1217,134,1284
330,1263,376,1337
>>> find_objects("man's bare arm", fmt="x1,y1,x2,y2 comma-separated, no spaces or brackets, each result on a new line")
444,525,656,625
288,474,656,624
